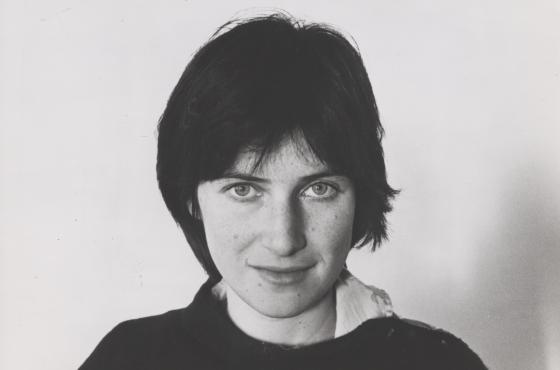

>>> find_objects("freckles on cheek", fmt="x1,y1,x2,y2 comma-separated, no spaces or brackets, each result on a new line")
311,208,354,248
207,213,255,252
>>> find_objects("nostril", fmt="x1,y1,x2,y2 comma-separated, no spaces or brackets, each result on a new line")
264,225,307,256
265,233,306,256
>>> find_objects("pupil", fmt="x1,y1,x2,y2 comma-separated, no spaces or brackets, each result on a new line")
313,184,327,195
234,185,250,196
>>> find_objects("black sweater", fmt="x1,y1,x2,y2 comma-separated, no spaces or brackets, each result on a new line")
80,280,487,370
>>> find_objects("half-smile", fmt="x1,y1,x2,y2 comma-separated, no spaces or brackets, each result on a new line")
250,264,314,285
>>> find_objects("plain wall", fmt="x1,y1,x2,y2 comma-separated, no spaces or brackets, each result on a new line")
1,1,559,369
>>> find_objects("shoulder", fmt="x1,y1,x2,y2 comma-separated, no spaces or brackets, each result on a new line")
361,316,488,370
79,308,191,370
105,308,186,347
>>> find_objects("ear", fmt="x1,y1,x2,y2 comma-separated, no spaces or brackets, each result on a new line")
187,199,201,220
187,200,193,215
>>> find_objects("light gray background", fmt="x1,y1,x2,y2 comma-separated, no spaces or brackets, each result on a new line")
1,1,559,369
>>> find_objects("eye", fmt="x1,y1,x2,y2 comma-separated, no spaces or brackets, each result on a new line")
301,182,338,199
225,183,262,201
232,184,251,196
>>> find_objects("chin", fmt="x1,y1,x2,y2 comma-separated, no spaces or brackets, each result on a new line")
248,287,328,319
252,298,310,319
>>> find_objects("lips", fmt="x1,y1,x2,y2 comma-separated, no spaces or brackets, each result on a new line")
253,264,313,273
251,264,314,285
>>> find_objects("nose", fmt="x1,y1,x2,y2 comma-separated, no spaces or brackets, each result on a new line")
262,196,307,256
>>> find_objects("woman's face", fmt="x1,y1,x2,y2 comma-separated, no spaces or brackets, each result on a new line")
197,136,355,318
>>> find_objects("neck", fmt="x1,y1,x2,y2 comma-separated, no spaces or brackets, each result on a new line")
225,285,336,347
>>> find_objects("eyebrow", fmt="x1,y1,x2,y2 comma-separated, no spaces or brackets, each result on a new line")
218,170,342,184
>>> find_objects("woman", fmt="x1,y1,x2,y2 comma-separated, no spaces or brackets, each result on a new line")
81,14,486,369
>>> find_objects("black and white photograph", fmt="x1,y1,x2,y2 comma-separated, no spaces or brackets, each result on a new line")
1,1,559,369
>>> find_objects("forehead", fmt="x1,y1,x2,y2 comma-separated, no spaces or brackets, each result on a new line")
230,135,329,176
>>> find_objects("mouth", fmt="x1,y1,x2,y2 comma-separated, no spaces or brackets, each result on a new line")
250,264,314,286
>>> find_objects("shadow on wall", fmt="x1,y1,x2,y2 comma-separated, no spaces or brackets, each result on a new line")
468,168,560,370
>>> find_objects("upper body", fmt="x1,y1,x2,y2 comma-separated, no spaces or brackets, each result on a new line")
81,13,487,370
80,273,487,370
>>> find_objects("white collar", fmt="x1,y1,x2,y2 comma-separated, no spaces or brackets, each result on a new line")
211,270,393,338
334,269,393,337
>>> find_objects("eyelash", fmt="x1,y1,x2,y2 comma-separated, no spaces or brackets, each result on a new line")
223,182,340,202
224,183,263,202
301,182,339,200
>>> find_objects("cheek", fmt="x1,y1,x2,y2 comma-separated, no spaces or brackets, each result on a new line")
204,212,242,249
306,201,355,257
200,204,257,266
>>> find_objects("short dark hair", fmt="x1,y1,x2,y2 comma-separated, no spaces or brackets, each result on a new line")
157,13,398,281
